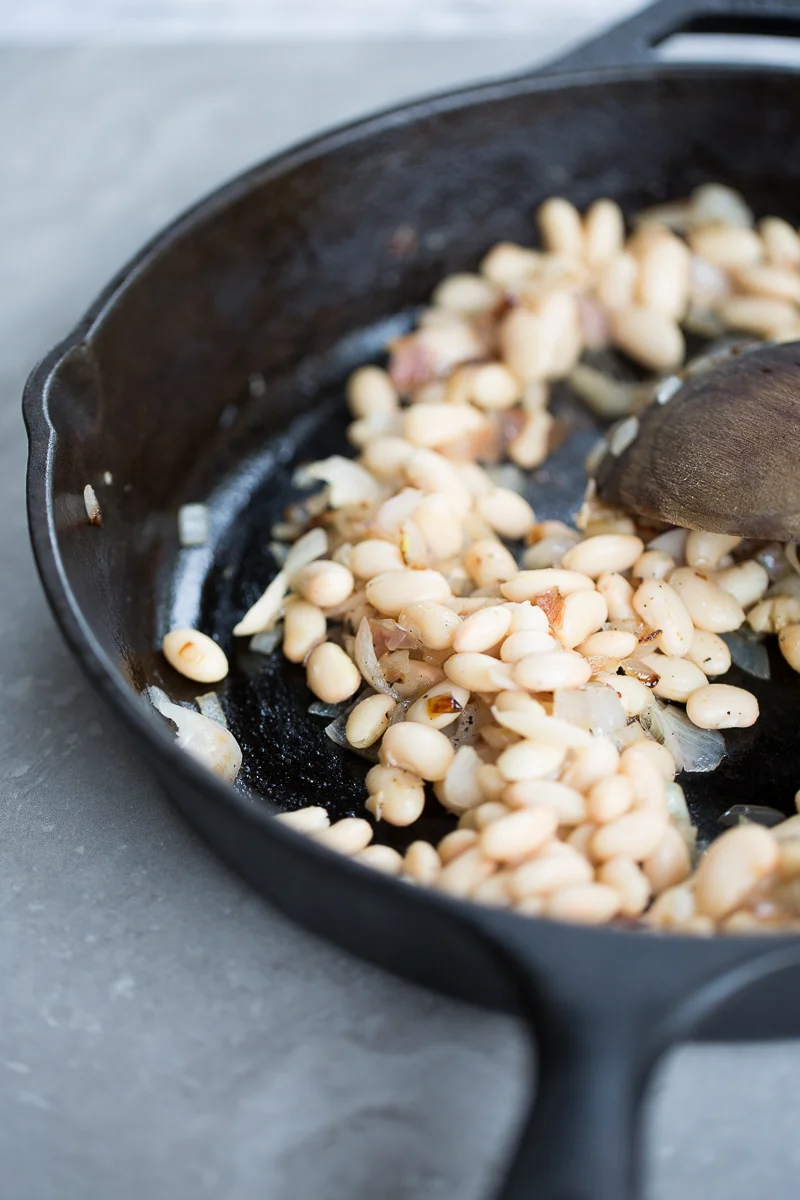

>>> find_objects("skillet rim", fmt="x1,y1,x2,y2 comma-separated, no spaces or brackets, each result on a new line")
23,57,800,955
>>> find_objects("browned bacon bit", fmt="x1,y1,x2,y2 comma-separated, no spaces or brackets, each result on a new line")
388,334,436,392
427,694,464,719
536,587,565,627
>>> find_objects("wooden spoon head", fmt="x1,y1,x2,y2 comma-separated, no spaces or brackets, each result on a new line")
594,340,800,540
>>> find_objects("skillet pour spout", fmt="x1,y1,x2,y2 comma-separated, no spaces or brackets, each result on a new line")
23,1,800,1197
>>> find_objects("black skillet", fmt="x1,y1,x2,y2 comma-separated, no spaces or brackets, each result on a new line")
23,1,800,1195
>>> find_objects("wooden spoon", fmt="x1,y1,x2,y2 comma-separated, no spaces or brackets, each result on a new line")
592,339,800,540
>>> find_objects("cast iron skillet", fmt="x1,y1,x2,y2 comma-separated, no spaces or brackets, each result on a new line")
23,1,800,1195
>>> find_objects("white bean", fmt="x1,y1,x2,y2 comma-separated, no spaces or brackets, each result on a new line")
470,363,522,410
480,806,559,862
275,806,330,834
686,682,760,730
780,624,800,673
594,671,652,718
346,366,398,418
538,197,584,256
714,561,769,609
501,630,560,661
586,775,634,823
632,550,675,581
717,295,799,338
376,718,453,781
306,642,361,704
584,198,624,267
501,569,594,602
561,738,620,793
689,224,763,269
404,403,485,449
577,629,639,660
668,567,745,633
162,627,229,684
610,306,685,373
513,650,592,692
432,272,499,315
509,410,554,469
480,241,541,288
511,843,594,898
283,599,327,663
346,694,397,748
294,561,354,609
436,847,495,898
355,845,404,875
438,829,479,864
463,539,519,588
598,857,652,916
350,539,405,579
503,780,586,825
496,741,566,782
365,764,426,825
499,307,549,381
366,568,450,616
476,489,536,540
759,216,800,267
398,600,461,650
562,534,644,578
444,652,518,693
635,228,691,319
406,680,470,730
639,652,708,703
592,810,667,862
596,253,638,311
629,739,676,782
453,605,513,653
361,436,415,480
633,577,694,657
686,629,731,676
404,840,442,884
555,589,609,650
597,572,636,620
643,826,692,894
694,824,779,920
544,883,622,924
685,531,741,570
313,817,373,855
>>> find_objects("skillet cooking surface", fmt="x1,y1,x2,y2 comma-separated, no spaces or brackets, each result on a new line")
145,329,800,853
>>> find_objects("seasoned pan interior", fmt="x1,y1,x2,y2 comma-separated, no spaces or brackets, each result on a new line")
47,68,800,859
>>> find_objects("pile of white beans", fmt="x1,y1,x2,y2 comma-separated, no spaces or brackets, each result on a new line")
161,184,800,935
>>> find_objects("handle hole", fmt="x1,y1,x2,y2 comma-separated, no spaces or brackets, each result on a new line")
656,31,800,64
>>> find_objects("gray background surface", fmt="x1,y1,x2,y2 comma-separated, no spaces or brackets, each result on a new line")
2,35,800,1200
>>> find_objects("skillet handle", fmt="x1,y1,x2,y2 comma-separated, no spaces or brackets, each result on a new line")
542,0,800,74
494,1000,651,1200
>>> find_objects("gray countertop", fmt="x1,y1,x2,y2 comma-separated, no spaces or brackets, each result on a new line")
2,40,799,1200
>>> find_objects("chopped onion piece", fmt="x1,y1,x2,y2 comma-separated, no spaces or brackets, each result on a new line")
355,616,399,697
284,527,329,580
720,631,771,680
719,804,786,829
447,700,482,749
641,700,726,774
620,658,659,687
195,691,228,727
309,698,348,719
756,542,791,582
148,687,242,783
268,541,290,567
666,781,697,855
178,503,210,547
233,570,288,637
553,684,627,736
249,627,283,656
294,455,383,509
